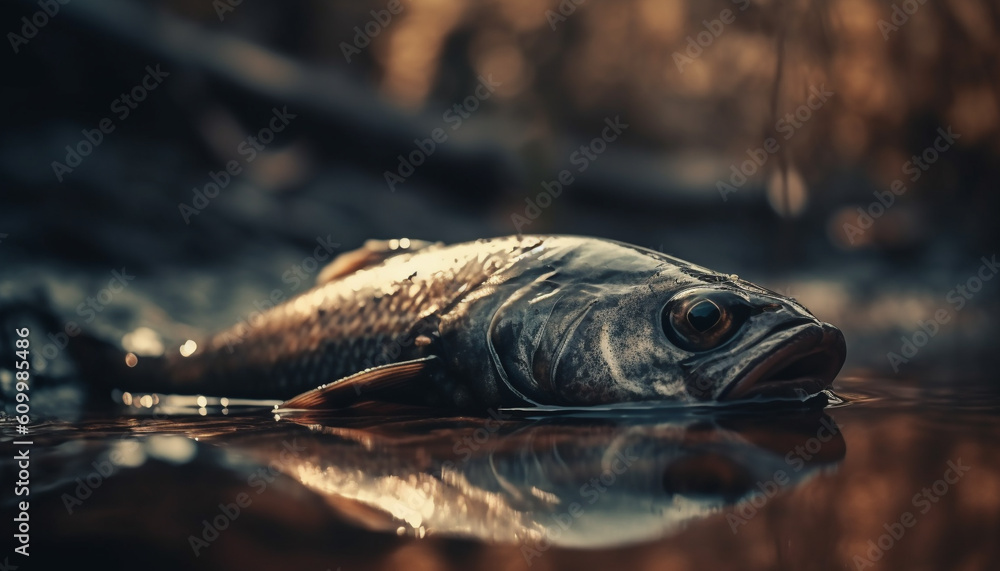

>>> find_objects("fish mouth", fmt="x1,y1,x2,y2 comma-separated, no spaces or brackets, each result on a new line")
720,323,846,401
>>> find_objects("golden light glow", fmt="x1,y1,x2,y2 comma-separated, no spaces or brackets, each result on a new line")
377,0,466,107
766,167,808,218
179,340,198,357
121,327,164,357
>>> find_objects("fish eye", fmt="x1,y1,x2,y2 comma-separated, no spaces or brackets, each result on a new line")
662,289,751,352
686,300,721,332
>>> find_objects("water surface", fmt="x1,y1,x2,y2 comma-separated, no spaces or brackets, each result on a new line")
4,378,998,570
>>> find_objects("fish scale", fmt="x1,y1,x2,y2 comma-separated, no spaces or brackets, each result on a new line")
151,237,544,400
111,235,845,409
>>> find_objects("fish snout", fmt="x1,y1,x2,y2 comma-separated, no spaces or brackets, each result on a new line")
720,322,846,401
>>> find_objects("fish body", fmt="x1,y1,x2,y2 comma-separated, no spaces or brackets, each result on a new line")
125,235,845,409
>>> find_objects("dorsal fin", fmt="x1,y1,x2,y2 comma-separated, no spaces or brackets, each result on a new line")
279,356,441,410
316,238,439,284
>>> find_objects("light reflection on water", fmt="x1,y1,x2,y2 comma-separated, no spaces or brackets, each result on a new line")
2,380,999,570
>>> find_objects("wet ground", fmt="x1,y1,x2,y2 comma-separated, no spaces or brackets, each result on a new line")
3,379,999,570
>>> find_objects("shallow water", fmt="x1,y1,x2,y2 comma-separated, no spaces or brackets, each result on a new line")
4,378,999,570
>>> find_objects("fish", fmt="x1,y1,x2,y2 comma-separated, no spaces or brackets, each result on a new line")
113,235,846,410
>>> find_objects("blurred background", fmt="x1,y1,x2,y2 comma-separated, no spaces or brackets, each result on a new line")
1,0,999,393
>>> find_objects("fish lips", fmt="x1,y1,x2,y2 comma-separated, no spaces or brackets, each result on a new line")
716,321,846,401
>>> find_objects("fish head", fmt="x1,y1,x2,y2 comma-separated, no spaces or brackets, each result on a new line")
496,242,846,406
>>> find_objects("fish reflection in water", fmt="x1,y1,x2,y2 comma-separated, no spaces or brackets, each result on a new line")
270,409,844,547
26,406,842,550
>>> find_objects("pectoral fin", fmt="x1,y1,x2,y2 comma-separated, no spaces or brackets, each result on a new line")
279,356,442,410
317,238,440,284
